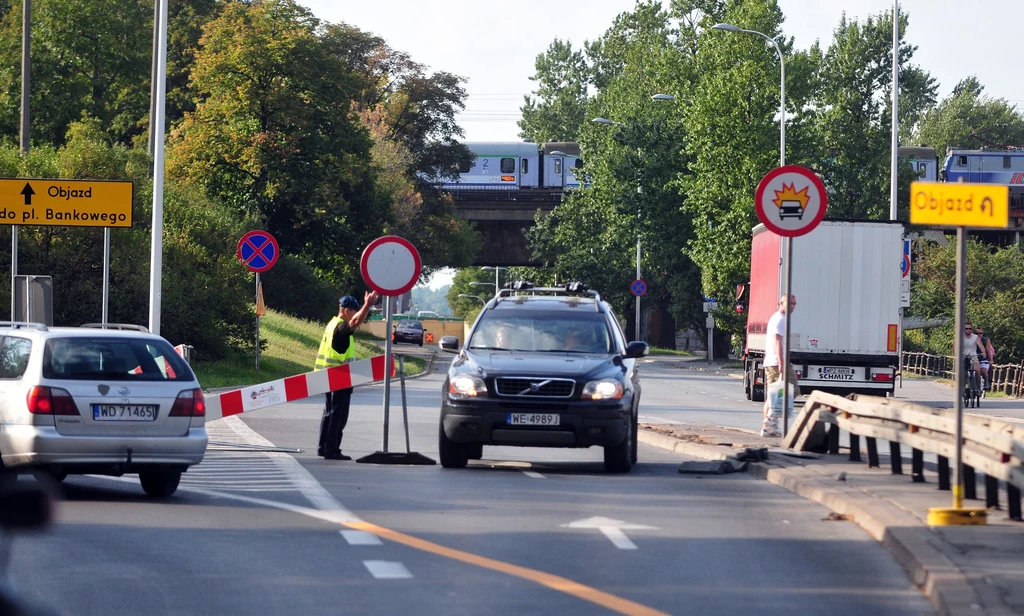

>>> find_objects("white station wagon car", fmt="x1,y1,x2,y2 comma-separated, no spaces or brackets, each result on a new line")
0,323,208,497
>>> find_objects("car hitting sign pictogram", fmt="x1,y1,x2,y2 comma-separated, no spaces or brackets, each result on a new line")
754,165,828,238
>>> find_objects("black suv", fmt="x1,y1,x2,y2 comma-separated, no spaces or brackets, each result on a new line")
437,285,648,473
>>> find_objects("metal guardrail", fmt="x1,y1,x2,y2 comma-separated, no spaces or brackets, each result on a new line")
783,391,1024,521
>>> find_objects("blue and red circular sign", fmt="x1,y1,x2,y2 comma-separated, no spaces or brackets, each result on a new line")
236,230,279,273
630,279,647,297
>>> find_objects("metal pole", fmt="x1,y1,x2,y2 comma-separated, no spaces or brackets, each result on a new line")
495,267,500,295
890,0,899,222
147,0,167,335
782,238,793,435
399,356,411,453
14,0,29,321
101,228,110,324
382,296,394,452
147,0,159,157
254,272,260,371
635,234,641,342
952,227,966,509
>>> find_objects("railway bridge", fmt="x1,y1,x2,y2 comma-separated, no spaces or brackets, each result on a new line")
450,188,563,266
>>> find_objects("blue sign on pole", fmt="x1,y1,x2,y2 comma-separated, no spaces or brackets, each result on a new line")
631,279,647,297
236,230,279,273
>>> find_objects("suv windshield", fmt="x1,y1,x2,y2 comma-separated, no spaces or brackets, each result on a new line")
469,311,611,353
42,337,193,381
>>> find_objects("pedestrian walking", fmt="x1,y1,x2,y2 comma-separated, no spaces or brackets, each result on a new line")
761,294,799,438
315,290,379,460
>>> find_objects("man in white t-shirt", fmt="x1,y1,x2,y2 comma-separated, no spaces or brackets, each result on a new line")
761,294,799,437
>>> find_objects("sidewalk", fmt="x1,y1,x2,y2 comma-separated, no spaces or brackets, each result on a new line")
639,423,1024,616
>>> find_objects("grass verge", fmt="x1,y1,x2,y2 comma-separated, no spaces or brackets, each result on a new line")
192,309,425,390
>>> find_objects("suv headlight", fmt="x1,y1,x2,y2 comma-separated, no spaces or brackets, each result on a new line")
581,380,623,400
449,375,488,397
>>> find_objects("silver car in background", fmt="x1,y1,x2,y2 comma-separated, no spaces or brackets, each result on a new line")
0,323,207,497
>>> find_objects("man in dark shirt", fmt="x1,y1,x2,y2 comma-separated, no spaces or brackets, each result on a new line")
316,291,378,460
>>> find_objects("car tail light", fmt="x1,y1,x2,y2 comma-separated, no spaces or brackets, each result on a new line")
26,386,78,415
871,372,894,382
170,388,206,417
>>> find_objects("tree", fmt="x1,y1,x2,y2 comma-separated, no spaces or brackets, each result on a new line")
446,267,495,323
519,39,590,143
913,77,1024,155
166,0,386,287
811,9,937,219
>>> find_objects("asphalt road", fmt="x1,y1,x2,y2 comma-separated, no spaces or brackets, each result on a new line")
7,351,936,616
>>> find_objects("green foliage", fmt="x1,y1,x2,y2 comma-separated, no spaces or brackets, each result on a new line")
910,239,1024,363
446,267,495,323
259,254,339,323
913,77,1024,155
519,39,590,143
410,285,452,315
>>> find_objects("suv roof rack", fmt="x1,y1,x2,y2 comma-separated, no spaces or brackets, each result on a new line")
81,323,150,333
496,283,602,308
0,321,48,331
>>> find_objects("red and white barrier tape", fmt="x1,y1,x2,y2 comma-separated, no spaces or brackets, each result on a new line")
205,355,393,421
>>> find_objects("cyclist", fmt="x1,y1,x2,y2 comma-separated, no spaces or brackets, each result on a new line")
974,326,995,390
962,323,986,393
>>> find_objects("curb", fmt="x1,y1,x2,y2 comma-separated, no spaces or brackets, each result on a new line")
639,428,986,616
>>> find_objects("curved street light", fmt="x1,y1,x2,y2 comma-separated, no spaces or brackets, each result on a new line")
458,293,486,306
481,266,507,295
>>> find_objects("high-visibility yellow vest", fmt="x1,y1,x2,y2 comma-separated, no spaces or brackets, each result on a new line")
315,316,356,370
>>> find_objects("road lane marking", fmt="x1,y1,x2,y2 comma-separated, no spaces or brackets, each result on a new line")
96,417,670,616
342,530,383,545
521,471,545,479
600,527,637,550
364,561,412,579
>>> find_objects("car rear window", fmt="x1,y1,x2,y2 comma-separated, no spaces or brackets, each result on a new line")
42,337,193,381
0,335,32,379
470,311,611,353
406,322,423,330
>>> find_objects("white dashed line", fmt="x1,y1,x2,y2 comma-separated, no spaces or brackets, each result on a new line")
521,471,545,479
364,561,413,579
341,530,383,545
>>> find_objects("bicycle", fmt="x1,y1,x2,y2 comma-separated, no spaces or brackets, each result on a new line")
962,356,982,408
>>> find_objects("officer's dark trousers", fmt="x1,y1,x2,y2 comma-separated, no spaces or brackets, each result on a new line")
318,388,352,455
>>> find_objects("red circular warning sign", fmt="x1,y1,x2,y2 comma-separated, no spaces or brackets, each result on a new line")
754,165,828,238
360,236,422,296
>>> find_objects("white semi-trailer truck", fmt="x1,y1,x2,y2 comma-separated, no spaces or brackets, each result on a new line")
742,220,904,401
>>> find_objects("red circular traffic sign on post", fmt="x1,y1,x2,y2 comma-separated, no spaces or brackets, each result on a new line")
754,165,828,237
360,236,422,296
630,279,647,297
236,230,279,273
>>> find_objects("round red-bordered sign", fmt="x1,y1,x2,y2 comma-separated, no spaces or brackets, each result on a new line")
754,165,828,237
360,236,422,296
236,230,279,273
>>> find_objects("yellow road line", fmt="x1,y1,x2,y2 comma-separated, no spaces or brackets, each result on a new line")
345,521,669,616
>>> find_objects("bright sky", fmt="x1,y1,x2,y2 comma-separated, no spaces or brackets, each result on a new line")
302,1,1024,143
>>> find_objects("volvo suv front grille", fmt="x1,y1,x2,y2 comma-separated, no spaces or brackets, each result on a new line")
494,377,575,398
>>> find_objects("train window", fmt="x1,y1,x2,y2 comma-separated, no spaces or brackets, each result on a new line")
500,158,515,174
1005,156,1012,169
575,158,584,169
554,159,562,175
957,156,967,166
521,158,529,174
916,162,927,178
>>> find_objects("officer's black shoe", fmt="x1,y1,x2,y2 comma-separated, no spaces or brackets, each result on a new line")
324,452,352,461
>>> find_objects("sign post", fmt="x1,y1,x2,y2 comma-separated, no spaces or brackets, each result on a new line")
358,235,434,465
754,165,828,435
236,230,279,371
912,181,1008,526
630,279,646,342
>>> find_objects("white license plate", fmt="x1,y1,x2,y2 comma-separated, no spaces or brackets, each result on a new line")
507,413,560,426
812,366,861,381
93,404,158,421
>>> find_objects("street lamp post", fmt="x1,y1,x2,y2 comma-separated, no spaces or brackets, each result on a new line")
458,293,486,306
480,266,507,296
592,117,644,342
713,22,792,430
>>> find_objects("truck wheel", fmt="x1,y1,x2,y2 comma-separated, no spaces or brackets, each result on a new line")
438,418,468,469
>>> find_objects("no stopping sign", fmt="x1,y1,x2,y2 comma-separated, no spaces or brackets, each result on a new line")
360,236,422,296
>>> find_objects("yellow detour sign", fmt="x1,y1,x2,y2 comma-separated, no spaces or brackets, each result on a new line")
910,182,1008,228
0,178,133,227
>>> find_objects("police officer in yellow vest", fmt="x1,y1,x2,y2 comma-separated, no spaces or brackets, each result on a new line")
316,290,379,460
